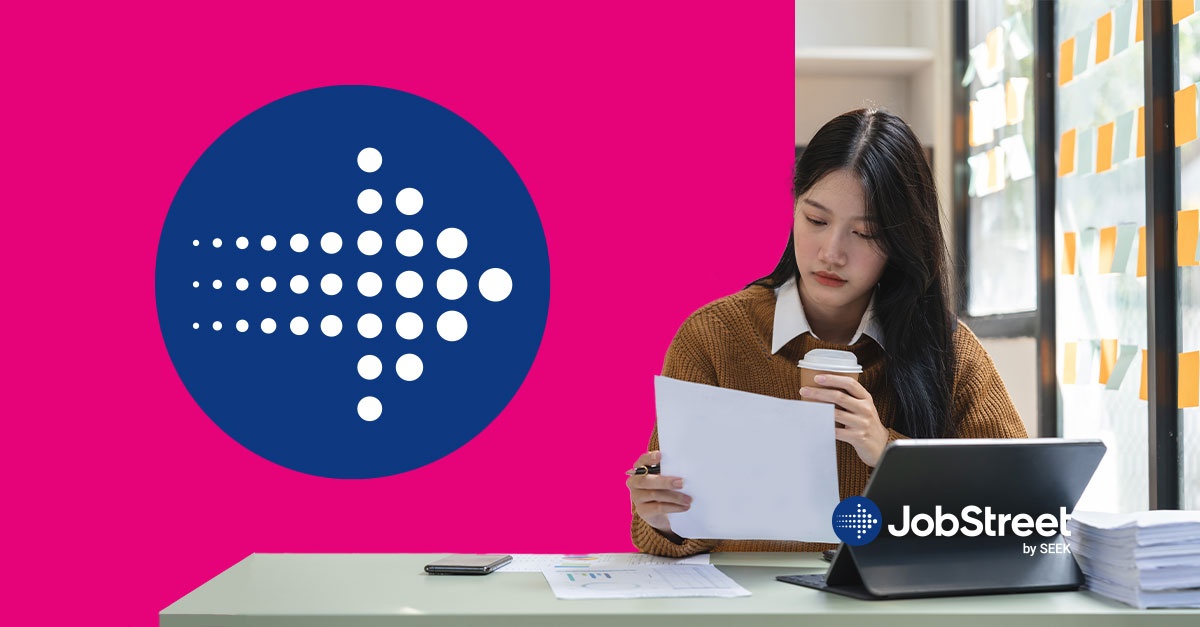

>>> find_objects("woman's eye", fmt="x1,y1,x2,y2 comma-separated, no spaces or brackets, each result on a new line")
854,230,875,240
806,217,826,226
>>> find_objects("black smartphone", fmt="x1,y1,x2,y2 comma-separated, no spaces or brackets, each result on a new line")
424,554,513,575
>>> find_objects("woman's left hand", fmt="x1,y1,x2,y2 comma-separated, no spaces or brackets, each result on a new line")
800,374,889,467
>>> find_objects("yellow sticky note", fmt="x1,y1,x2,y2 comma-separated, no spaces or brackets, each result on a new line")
1063,232,1077,275
987,27,1003,70
1180,209,1199,267
1096,121,1116,172
1006,78,1029,125
1136,0,1144,43
1099,226,1117,273
986,147,1005,192
1096,12,1114,64
1139,349,1148,400
1137,225,1147,277
1175,84,1197,147
1059,38,1076,86
1099,339,1119,385
1181,351,1200,409
1059,129,1077,177
1175,0,1195,24
1136,106,1146,158
1064,342,1078,385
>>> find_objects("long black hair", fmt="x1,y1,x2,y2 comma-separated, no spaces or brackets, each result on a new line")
752,109,956,438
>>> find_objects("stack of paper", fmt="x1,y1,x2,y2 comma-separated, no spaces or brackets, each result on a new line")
1067,510,1200,608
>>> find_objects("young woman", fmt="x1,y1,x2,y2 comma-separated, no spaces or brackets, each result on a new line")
627,109,1027,557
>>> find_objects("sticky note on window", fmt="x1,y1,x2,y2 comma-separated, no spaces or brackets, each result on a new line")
1063,231,1078,275
1064,342,1078,385
1110,223,1138,274
1105,344,1139,390
1136,106,1146,158
1175,0,1195,24
1059,128,1077,176
1074,22,1094,77
1175,84,1197,147
977,84,1006,130
1098,226,1118,273
1009,14,1034,60
987,27,1005,71
1136,0,1144,44
1099,339,1119,385
1114,1,1133,56
1077,128,1095,175
1059,37,1076,86
967,152,989,197
969,101,994,146
1180,209,1199,267
1096,121,1116,172
1181,351,1199,409
1000,135,1033,181
1137,225,1147,277
1095,12,1114,64
1114,109,1135,163
1006,77,1029,125
987,146,1006,193
1139,349,1148,400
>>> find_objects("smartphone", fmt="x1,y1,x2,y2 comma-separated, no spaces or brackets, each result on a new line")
424,554,513,575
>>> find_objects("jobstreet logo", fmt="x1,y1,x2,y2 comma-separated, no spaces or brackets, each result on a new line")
832,496,883,546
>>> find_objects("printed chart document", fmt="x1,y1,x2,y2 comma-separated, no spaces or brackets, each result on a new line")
654,376,840,542
542,564,751,599
499,553,709,573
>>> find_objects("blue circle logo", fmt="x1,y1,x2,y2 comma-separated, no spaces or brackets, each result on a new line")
832,496,883,546
155,86,550,478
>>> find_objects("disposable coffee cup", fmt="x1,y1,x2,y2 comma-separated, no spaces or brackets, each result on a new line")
797,349,862,397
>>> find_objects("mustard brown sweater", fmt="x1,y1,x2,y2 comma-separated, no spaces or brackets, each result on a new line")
631,285,1028,556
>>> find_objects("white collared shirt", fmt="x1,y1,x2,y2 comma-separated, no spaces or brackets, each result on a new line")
771,276,884,354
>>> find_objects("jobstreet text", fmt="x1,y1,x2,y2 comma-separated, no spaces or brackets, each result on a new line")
887,506,1072,538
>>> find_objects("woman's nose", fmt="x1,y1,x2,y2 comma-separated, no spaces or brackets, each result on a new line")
818,234,847,265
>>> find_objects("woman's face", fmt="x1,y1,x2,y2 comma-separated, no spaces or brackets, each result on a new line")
793,169,888,317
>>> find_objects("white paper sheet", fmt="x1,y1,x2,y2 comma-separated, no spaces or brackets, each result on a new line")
498,553,709,573
653,376,840,543
542,564,751,599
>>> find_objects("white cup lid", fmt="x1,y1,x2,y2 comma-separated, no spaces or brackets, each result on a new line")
796,349,862,373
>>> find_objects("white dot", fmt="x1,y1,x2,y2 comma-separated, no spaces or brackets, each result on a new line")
290,275,309,294
321,273,343,295
320,315,343,337
437,269,468,300
479,268,513,302
396,312,423,339
236,320,249,332
357,148,382,173
437,228,467,258
261,276,277,292
396,271,423,298
212,238,222,248
396,188,424,215
358,355,383,380
261,318,277,334
358,272,382,297
236,236,249,249
320,232,343,254
236,278,249,291
358,231,382,255
290,234,309,252
358,396,383,421
192,240,199,247
290,316,309,335
212,279,223,289
437,311,468,342
396,354,424,381
358,313,382,339
396,229,423,257
213,320,223,331
261,235,277,251
357,189,382,214
192,281,199,288
192,322,199,329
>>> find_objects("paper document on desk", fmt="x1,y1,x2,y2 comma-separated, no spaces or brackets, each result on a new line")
542,564,750,599
654,376,840,542
499,553,709,572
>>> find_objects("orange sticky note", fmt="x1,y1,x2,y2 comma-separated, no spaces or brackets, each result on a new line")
1136,0,1144,43
1137,348,1147,398
1175,84,1197,147
1063,232,1078,275
1005,78,1029,125
1136,106,1146,158
1059,38,1076,86
1099,226,1117,273
1181,351,1199,408
1137,226,1147,277
1096,12,1114,64
987,27,1003,70
1096,121,1116,172
986,147,1005,192
1180,209,1199,267
1099,339,1119,385
1064,342,1078,385
1059,129,1077,176
1175,0,1195,24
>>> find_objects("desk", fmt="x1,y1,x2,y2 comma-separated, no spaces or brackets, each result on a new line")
160,552,1199,626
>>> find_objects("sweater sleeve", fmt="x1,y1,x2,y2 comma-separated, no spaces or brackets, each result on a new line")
950,323,1029,439
630,311,722,557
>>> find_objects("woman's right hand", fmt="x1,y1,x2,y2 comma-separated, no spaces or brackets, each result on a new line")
626,450,692,534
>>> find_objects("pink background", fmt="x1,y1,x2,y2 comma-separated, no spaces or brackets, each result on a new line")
6,1,792,623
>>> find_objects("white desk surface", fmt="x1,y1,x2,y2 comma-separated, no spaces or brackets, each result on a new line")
160,552,1200,626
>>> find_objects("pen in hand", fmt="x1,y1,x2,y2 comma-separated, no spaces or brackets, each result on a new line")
625,464,661,476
